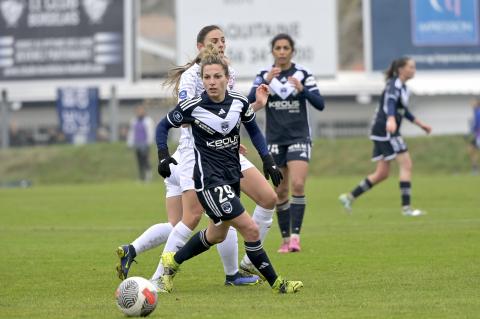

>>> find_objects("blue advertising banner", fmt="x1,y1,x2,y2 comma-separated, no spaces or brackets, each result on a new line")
56,87,99,144
368,0,480,70
412,0,479,46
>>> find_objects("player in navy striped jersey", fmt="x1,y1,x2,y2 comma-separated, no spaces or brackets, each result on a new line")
156,51,302,294
248,34,325,253
339,57,432,216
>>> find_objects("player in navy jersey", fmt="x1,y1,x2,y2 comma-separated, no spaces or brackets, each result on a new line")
156,50,303,294
339,57,432,216
467,97,480,174
116,25,277,288
248,33,325,253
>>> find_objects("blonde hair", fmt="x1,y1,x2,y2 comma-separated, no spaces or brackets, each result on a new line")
200,44,229,78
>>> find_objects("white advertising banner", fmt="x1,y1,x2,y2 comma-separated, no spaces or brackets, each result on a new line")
176,0,337,78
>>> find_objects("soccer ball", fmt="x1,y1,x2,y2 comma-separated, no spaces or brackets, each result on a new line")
115,277,158,317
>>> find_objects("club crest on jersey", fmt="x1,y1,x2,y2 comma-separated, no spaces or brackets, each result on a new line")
178,90,187,100
221,121,229,133
254,76,263,85
173,111,183,122
221,202,233,214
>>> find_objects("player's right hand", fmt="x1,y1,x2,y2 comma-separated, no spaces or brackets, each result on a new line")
157,149,178,178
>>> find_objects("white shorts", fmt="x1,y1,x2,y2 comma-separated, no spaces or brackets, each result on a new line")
164,148,255,198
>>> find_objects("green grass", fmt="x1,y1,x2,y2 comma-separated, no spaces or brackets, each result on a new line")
1,175,479,318
0,135,474,185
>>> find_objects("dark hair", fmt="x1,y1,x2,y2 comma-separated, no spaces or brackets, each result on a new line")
270,33,295,52
385,56,412,80
200,44,229,78
164,25,223,96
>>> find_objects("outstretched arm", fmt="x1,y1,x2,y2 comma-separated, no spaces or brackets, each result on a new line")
404,108,431,134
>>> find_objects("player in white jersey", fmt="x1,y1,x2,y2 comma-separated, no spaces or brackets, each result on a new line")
116,25,277,287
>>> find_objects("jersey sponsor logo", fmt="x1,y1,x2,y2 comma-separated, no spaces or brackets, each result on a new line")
221,202,233,214
194,119,215,135
268,100,300,112
172,111,183,122
206,135,239,149
254,76,263,85
304,76,316,87
178,90,187,100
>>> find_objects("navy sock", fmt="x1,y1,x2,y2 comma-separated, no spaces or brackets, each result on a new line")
174,229,212,265
245,241,277,286
290,195,306,235
351,178,373,198
399,181,411,207
276,200,291,238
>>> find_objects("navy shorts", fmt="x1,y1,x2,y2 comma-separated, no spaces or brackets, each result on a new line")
197,182,244,225
268,142,311,167
372,136,408,162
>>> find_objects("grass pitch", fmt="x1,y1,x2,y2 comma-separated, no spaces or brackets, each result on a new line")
1,175,479,318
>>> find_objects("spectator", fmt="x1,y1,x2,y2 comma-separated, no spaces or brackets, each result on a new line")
127,104,155,182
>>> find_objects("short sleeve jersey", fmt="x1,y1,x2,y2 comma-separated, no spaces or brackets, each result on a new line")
251,63,320,145
370,77,412,141
166,90,255,191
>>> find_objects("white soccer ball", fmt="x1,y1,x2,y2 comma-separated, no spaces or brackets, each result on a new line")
115,277,158,317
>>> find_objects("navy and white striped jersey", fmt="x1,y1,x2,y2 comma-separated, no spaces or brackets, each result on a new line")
248,63,324,145
176,63,236,149
370,77,416,141
165,90,255,191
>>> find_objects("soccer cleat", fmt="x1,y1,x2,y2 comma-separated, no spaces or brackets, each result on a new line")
402,207,426,217
149,278,167,293
277,241,290,253
338,193,353,212
240,260,266,281
116,244,137,280
161,252,180,293
289,236,301,252
225,272,260,286
272,276,304,294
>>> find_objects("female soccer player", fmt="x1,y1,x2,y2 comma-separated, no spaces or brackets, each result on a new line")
338,57,432,216
157,49,303,294
117,25,278,287
248,33,325,253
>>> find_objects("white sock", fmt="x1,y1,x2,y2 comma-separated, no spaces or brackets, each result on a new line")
216,226,238,276
241,205,273,266
151,221,192,280
131,222,173,255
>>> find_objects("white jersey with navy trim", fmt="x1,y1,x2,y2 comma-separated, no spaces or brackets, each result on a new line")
176,63,236,150
370,77,412,141
251,63,320,145
166,90,254,191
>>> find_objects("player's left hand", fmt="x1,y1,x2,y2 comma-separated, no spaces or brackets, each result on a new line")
251,84,269,111
288,76,304,92
422,124,432,134
261,153,283,187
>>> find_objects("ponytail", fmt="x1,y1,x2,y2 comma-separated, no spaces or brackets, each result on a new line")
384,56,411,81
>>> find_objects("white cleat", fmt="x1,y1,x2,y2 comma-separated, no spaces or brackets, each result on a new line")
338,193,353,213
402,208,426,217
